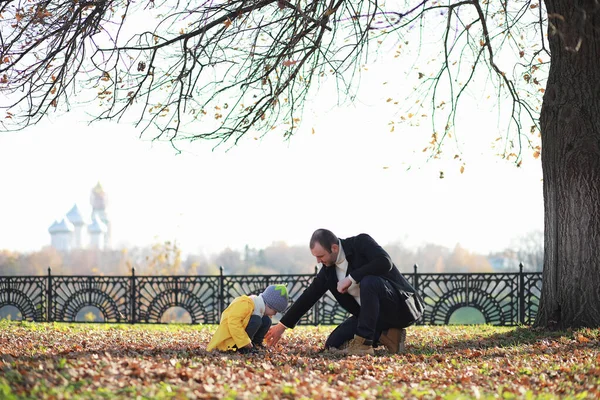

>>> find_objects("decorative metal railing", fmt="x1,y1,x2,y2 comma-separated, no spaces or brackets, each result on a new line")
0,264,542,326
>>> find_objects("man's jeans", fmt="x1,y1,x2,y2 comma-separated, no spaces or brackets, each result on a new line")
325,275,405,349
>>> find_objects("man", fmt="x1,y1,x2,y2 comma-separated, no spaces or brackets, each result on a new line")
265,229,424,355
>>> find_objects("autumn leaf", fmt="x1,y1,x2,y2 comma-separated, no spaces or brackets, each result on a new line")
576,334,590,343
282,60,299,67
224,18,232,28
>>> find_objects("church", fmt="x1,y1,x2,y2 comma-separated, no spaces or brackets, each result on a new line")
48,182,112,252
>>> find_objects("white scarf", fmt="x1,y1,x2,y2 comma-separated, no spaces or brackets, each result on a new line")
335,240,361,305
249,294,266,316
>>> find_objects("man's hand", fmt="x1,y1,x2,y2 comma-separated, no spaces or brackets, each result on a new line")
337,276,353,294
265,322,287,347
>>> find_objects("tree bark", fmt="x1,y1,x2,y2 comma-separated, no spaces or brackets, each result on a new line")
537,0,600,328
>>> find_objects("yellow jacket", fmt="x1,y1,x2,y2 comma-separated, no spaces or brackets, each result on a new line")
207,295,255,351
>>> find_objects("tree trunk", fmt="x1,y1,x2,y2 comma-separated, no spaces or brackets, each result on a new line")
537,0,600,328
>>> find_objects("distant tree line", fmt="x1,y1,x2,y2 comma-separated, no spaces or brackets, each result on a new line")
0,230,542,276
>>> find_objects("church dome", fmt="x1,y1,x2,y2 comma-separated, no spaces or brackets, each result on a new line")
48,218,75,234
66,204,85,226
88,214,108,234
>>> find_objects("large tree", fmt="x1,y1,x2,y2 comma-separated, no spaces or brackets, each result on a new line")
1,0,598,328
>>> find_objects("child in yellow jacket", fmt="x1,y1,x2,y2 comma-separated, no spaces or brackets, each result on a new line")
207,284,288,353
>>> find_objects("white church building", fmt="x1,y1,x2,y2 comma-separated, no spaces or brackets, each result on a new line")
48,182,112,252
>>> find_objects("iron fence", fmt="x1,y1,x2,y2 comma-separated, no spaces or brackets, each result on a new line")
0,264,542,326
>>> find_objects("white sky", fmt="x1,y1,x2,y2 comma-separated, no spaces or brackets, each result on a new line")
0,29,544,257
0,102,543,257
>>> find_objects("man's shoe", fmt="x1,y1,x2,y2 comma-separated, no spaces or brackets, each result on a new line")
341,335,374,356
379,328,406,354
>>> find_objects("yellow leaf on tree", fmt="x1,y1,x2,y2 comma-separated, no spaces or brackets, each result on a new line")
224,18,232,28
460,165,465,174
533,151,540,159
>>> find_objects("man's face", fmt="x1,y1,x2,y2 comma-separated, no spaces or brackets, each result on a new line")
311,242,339,267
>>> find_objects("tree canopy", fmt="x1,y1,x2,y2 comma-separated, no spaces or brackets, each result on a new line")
1,0,546,157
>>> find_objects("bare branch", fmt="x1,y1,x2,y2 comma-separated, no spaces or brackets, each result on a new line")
0,0,548,155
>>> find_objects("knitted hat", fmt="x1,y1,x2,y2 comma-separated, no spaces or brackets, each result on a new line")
260,284,289,313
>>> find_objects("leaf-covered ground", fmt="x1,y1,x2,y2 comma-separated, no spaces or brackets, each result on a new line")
0,321,598,399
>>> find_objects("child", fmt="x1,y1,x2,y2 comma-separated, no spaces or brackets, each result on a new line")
207,284,288,353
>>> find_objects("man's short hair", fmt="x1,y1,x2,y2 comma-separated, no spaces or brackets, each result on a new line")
310,229,338,253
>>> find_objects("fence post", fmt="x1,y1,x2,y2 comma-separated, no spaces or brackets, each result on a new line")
519,262,525,325
130,268,136,324
219,266,225,316
314,265,319,326
47,267,52,322
413,264,419,294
